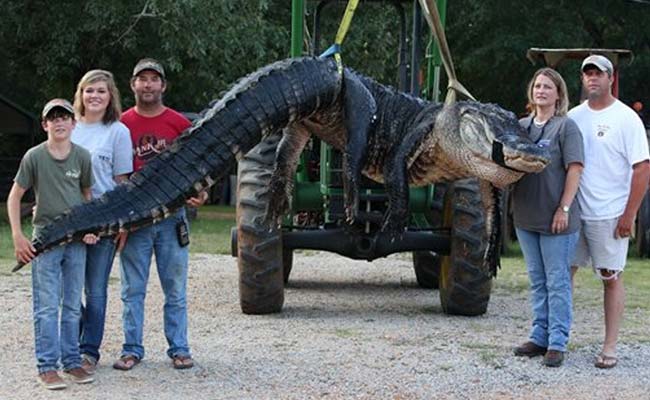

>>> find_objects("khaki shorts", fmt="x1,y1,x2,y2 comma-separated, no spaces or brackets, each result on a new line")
572,217,629,272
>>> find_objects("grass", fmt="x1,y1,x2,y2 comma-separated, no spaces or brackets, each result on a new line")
498,251,650,311
188,205,236,254
0,205,236,269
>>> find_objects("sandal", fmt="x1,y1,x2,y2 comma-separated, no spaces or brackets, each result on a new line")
172,355,194,370
113,354,140,371
594,353,618,369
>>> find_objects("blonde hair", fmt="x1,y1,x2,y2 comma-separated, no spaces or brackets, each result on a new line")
73,69,122,124
526,67,569,116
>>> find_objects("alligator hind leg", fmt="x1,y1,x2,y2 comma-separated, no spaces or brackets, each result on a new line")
478,179,503,275
381,105,440,237
264,126,311,227
342,74,376,224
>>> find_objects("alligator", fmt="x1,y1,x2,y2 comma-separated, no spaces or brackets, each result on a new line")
14,56,549,272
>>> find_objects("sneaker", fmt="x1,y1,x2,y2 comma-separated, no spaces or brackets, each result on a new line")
543,350,565,367
38,370,67,390
513,341,547,357
64,367,95,384
81,354,97,375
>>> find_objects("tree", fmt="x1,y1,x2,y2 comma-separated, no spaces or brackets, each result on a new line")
446,0,650,112
1,0,649,117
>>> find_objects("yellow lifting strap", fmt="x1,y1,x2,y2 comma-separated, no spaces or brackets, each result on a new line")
417,0,475,104
331,0,360,74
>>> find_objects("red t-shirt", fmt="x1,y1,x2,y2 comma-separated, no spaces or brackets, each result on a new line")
121,107,191,171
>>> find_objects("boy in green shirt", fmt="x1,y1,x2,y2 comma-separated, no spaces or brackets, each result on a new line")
7,99,97,390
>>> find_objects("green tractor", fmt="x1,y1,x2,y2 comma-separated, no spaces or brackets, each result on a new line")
232,0,493,316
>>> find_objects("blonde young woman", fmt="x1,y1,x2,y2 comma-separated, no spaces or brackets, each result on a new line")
511,68,584,367
71,70,133,373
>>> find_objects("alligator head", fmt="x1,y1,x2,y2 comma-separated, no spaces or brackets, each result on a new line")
437,101,550,188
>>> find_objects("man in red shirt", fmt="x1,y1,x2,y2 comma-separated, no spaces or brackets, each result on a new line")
114,58,206,371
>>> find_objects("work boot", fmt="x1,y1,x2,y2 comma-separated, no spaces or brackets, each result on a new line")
64,367,95,384
38,370,67,390
542,350,565,367
513,341,547,357
81,354,97,375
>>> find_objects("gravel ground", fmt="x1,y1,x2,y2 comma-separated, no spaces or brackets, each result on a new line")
1,252,649,399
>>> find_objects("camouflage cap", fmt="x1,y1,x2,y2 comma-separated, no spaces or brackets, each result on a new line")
132,58,166,79
41,98,74,119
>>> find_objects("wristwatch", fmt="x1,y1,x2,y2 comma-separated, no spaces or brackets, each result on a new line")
561,205,570,213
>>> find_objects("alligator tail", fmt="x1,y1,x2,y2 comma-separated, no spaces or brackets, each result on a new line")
15,57,341,271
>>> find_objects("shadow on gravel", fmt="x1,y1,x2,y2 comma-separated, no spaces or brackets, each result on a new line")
286,279,422,290
279,304,444,318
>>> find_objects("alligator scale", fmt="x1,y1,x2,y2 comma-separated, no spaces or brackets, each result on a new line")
19,57,549,313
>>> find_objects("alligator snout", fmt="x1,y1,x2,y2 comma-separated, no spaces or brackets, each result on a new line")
495,136,550,173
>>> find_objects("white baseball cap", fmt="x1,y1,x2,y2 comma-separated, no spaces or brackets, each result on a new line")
581,55,613,75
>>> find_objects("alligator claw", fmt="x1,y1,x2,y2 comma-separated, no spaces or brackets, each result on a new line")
345,205,357,225
381,212,407,242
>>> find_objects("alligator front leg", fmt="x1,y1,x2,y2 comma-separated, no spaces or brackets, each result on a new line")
381,107,439,238
264,126,311,227
478,179,502,275
342,74,376,224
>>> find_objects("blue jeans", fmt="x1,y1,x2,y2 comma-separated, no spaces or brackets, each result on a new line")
31,243,86,373
516,228,578,352
119,209,190,360
80,237,116,361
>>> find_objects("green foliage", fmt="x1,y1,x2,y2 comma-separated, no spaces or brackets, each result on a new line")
1,0,649,117
447,0,650,112
0,0,291,113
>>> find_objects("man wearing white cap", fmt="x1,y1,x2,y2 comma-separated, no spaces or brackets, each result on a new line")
569,54,650,369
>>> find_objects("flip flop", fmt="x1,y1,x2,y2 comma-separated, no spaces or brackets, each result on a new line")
594,353,618,369
113,355,140,371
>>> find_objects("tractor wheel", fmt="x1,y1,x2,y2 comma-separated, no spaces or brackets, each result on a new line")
412,251,440,289
412,182,447,289
439,179,492,316
236,136,285,314
636,191,650,258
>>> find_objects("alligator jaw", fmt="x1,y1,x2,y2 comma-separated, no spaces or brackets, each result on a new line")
491,140,550,174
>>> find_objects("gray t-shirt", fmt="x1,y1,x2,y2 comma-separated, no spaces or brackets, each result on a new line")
14,142,93,236
512,116,584,234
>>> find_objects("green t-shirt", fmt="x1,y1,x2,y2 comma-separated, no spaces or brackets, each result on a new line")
14,142,93,237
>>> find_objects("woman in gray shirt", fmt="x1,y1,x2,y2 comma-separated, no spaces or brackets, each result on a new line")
511,68,584,367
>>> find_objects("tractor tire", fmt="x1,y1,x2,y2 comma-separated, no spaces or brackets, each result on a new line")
636,191,650,258
412,182,447,289
438,179,492,316
412,251,440,289
236,136,285,314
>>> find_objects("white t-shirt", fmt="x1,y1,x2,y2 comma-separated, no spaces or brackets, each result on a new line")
568,99,650,220
72,120,133,199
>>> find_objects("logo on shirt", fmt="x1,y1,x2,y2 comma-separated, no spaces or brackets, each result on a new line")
65,169,81,179
596,124,610,138
134,134,169,161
